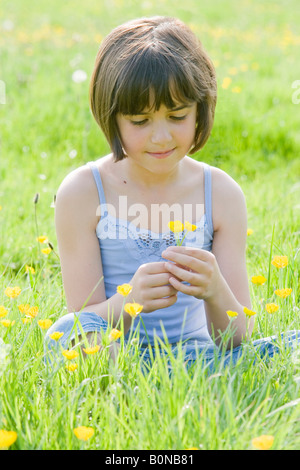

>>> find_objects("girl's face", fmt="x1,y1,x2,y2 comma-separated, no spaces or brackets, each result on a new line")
116,101,197,173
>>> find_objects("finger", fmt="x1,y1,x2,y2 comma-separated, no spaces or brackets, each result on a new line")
165,261,198,284
162,251,205,273
168,277,200,297
162,246,210,261
147,272,180,288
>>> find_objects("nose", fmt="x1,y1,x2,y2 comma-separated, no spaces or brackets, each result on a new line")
150,120,172,146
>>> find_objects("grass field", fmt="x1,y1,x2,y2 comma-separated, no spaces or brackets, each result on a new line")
0,0,300,450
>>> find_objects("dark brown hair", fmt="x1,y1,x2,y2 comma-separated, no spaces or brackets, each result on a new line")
89,16,217,161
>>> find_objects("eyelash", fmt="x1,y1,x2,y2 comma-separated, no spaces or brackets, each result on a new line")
131,115,187,126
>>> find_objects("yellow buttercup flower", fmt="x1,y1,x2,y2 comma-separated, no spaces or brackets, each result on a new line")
109,328,123,342
5,286,21,299
117,283,133,297
168,220,184,233
37,235,48,243
66,363,78,372
22,317,32,324
0,306,8,318
0,430,17,449
82,345,100,355
226,310,239,318
62,349,79,360
37,319,53,330
251,275,267,285
221,77,232,89
243,306,256,317
265,303,279,314
184,221,197,232
49,331,64,341
73,426,94,441
25,265,35,274
124,302,143,318
274,288,292,298
0,319,15,328
18,304,30,314
271,255,288,268
247,228,254,236
41,247,52,255
252,434,274,450
27,306,39,318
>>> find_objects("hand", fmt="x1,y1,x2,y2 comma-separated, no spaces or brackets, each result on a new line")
128,262,178,313
161,246,222,301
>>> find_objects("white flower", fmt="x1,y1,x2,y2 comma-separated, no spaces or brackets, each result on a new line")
72,69,87,83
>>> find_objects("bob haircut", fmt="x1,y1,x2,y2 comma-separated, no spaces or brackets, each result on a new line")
89,16,217,161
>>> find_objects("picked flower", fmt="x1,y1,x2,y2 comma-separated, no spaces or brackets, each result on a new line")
49,331,64,341
62,349,79,360
226,310,239,318
0,306,8,318
184,221,197,232
243,306,256,317
38,319,53,330
124,302,143,318
73,426,94,441
251,275,267,285
82,345,100,355
265,303,279,314
252,434,274,450
168,220,184,233
271,255,288,268
4,286,21,299
117,283,133,297
0,430,17,449
109,328,122,342
274,288,292,298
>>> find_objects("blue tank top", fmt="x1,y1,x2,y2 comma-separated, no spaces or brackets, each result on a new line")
87,160,214,346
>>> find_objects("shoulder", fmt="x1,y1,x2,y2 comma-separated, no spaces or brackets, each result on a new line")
210,166,247,232
55,162,101,230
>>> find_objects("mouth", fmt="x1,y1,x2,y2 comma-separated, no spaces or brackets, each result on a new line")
146,148,175,159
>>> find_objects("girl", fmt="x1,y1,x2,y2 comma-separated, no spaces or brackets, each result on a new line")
45,16,298,367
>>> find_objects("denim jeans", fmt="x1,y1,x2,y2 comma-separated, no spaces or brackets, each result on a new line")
44,311,300,371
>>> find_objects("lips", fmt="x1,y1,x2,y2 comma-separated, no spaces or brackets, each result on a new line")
147,148,175,159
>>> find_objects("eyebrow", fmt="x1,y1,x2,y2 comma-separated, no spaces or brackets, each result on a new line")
133,104,193,115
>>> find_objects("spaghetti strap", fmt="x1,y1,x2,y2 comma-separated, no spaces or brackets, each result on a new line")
203,163,214,235
86,161,108,217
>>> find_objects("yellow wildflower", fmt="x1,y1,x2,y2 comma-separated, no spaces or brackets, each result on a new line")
41,247,52,255
274,288,292,298
22,317,32,324
117,283,133,297
271,255,288,268
252,434,274,450
73,426,94,441
25,265,35,274
0,306,8,318
66,363,78,372
4,286,21,299
265,303,279,314
37,319,53,330
243,306,256,317
168,220,184,233
0,430,17,449
37,235,48,243
251,275,267,285
82,345,100,355
226,310,239,318
221,77,232,89
0,319,15,328
247,228,253,236
231,86,242,93
62,349,79,360
124,302,143,318
18,304,30,314
27,306,39,318
109,328,123,342
49,331,64,341
184,221,197,232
